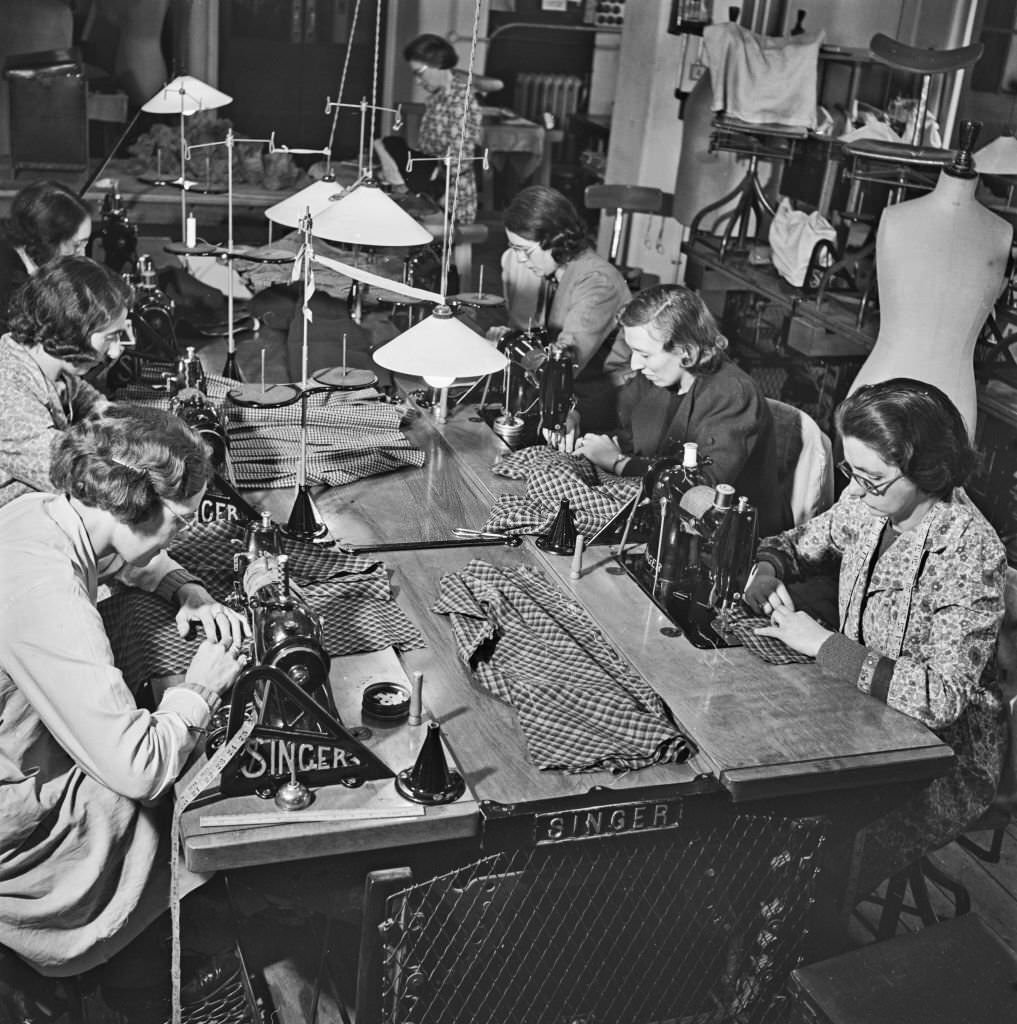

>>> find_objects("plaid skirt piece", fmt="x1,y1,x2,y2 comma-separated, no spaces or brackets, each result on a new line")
100,521,425,691
715,605,815,665
114,374,425,489
485,446,642,538
432,559,696,773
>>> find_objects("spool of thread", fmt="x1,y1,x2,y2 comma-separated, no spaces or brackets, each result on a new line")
570,534,585,580
409,671,423,726
185,213,197,248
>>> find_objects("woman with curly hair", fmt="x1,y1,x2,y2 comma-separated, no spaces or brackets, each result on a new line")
0,256,132,507
575,284,787,534
0,180,92,331
496,185,632,435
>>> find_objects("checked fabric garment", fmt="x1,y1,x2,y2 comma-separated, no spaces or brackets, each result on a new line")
484,446,641,538
100,520,424,692
114,374,425,489
433,559,695,773
715,604,814,665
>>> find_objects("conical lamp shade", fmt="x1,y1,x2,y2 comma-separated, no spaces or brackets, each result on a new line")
310,180,433,246
975,135,1017,176
265,179,350,229
141,75,232,114
373,307,508,381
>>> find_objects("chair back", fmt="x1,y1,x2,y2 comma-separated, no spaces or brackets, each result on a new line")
765,398,834,526
584,184,663,268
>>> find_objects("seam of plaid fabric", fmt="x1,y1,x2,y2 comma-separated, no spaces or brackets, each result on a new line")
718,605,815,665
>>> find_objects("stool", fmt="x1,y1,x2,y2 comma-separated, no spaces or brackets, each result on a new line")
788,913,1017,1024
687,117,806,259
584,183,663,291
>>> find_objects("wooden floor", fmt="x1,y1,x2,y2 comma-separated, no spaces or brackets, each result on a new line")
850,820,1017,952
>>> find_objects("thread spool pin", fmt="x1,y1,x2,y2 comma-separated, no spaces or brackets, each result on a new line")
570,534,585,579
409,671,423,726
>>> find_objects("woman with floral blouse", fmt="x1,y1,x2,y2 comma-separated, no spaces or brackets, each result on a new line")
745,378,1008,899
378,33,483,224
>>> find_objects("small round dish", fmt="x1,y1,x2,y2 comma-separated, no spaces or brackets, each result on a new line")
362,681,411,721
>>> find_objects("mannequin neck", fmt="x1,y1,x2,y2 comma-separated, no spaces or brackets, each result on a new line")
931,169,979,204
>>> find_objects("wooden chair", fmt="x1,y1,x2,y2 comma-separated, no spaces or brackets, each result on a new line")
765,398,835,527
867,566,1017,939
583,183,663,291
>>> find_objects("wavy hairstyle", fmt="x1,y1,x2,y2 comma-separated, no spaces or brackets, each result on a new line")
7,257,133,362
835,378,977,499
6,180,91,266
403,33,458,69
618,284,729,375
50,404,211,528
503,186,591,265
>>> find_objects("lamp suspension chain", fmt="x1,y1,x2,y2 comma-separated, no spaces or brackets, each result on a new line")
324,0,364,175
367,0,383,162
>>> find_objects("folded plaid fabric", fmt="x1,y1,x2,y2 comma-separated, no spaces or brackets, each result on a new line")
100,520,424,691
433,559,695,773
485,446,641,538
113,375,425,489
715,604,814,665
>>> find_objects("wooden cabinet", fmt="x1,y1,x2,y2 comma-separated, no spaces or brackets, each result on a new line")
219,0,383,157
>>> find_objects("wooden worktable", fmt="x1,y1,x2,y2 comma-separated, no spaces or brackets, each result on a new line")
179,400,951,872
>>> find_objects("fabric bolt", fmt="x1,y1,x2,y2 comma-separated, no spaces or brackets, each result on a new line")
485,445,641,538
433,558,695,773
101,520,425,693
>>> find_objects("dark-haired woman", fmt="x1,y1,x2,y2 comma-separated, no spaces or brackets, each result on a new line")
0,405,248,986
498,185,632,436
0,256,134,507
0,180,92,332
746,378,1008,898
377,33,483,223
575,283,786,534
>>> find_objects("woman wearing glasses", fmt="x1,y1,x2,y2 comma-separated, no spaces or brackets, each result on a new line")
0,180,92,332
496,185,632,436
376,33,483,224
745,378,1008,900
0,257,135,508
0,405,248,1000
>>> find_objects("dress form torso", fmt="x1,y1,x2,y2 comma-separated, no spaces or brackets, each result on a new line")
851,170,1011,436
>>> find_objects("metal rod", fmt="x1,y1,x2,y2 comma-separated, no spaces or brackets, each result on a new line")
343,536,521,555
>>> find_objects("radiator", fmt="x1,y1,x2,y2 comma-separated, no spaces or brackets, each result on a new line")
514,72,584,124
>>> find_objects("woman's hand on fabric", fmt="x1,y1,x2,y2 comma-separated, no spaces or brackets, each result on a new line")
742,562,780,613
753,593,833,657
574,433,620,471
185,639,249,697
175,583,250,647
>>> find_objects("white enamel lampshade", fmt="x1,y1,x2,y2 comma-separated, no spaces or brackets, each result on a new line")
264,179,351,229
373,306,508,382
974,135,1017,176
141,76,233,114
310,179,433,247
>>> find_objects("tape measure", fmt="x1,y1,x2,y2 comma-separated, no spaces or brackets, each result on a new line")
170,713,257,1024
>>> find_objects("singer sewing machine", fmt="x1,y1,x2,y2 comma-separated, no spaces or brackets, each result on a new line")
616,459,758,649
490,325,575,446
209,512,393,802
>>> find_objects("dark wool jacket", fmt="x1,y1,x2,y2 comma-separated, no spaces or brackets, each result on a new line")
616,356,789,536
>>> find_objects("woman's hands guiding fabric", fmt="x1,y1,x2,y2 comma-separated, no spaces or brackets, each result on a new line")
752,581,833,657
574,433,622,471
175,583,250,647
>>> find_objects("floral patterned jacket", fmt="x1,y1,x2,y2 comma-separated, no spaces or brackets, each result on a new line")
757,488,1007,796
417,73,483,224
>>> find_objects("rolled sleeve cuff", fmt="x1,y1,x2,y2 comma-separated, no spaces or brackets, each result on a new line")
159,683,220,725
155,568,202,604
817,631,870,683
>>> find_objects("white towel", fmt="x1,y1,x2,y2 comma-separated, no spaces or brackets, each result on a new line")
702,23,825,130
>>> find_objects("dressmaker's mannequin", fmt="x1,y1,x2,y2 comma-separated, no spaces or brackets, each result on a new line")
851,134,1011,437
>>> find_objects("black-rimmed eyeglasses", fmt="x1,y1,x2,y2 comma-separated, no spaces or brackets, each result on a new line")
837,460,904,497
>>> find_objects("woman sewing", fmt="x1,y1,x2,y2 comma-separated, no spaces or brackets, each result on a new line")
0,180,92,332
575,284,786,534
745,379,1008,899
0,256,133,507
376,33,483,224
0,405,248,1013
496,185,632,437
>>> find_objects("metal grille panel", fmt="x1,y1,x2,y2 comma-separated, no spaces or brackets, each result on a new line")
377,812,825,1024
